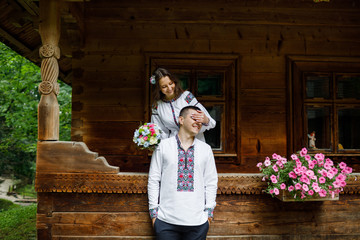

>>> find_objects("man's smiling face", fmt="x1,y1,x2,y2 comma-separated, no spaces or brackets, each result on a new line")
179,109,202,136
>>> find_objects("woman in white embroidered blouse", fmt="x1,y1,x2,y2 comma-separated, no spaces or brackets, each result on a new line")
150,68,216,142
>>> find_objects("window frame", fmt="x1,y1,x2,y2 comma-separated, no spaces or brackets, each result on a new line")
145,53,239,160
287,56,360,157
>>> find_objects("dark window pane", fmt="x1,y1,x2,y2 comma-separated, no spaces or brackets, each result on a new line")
197,73,223,96
204,105,223,150
305,74,331,99
175,72,190,90
338,108,360,150
306,107,331,150
336,75,360,99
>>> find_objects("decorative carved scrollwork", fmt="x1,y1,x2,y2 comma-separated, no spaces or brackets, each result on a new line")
39,81,54,95
35,173,360,195
39,44,60,59
39,49,60,95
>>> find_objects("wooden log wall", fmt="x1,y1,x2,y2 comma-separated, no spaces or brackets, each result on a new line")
70,0,360,173
37,191,360,239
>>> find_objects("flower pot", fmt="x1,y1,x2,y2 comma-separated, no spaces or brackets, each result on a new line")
275,190,339,202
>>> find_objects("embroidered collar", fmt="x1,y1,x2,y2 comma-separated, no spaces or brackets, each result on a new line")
175,135,195,150
162,96,178,103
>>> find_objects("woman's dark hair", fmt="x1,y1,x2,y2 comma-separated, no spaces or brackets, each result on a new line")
151,68,184,107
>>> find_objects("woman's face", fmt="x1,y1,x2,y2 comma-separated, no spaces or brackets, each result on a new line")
159,76,175,100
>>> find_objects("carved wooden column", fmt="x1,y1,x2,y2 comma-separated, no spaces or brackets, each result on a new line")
38,0,61,140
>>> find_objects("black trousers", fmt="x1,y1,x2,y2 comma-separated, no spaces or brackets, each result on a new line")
154,218,209,240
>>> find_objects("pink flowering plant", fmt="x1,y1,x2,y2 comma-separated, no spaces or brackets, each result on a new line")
257,148,353,201
133,123,162,151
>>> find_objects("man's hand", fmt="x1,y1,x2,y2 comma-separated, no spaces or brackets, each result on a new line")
152,218,156,227
208,218,212,224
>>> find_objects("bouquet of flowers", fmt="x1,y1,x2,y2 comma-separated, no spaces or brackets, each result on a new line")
257,148,353,201
133,123,162,151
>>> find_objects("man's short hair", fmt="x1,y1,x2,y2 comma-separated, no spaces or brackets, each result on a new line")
179,106,201,117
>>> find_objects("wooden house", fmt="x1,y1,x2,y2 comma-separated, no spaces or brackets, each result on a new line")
1,0,360,239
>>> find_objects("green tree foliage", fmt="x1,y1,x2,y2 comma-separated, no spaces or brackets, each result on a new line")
0,42,71,182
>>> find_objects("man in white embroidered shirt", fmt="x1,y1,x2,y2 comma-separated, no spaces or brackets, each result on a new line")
148,105,218,240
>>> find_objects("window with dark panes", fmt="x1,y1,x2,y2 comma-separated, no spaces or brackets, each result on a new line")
173,70,225,151
148,55,238,157
303,72,360,153
289,57,360,157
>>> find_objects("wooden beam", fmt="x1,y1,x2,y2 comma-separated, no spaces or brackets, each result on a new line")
16,0,39,16
0,26,32,53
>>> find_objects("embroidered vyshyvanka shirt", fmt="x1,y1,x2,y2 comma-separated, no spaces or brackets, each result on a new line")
151,91,216,142
148,136,218,226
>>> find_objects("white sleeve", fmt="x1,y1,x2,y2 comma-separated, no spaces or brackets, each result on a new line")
204,146,218,210
148,145,162,210
151,107,169,139
186,92,216,133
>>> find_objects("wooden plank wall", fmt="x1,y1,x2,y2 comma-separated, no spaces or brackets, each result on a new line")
70,0,360,173
37,192,360,239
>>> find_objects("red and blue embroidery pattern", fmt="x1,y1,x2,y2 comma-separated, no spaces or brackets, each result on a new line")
185,92,195,104
149,207,158,219
169,102,179,127
176,135,194,192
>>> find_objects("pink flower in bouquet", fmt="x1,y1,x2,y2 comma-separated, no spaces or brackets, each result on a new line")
302,184,309,191
295,183,302,190
300,148,307,156
300,175,310,185
256,162,263,168
274,188,280,195
294,167,301,175
319,177,326,184
333,181,340,188
319,169,327,177
272,165,279,172
315,153,325,161
296,160,302,168
264,158,271,167
308,190,314,196
343,167,352,174
319,189,327,197
305,170,314,178
272,153,278,159
324,163,332,170
288,186,294,192
289,171,297,179
317,158,325,166
291,154,298,160
330,167,338,175
325,158,334,165
305,155,311,161
270,175,277,183
327,172,334,179
336,174,346,182
149,127,155,136
313,186,320,193
339,162,347,169
280,183,286,190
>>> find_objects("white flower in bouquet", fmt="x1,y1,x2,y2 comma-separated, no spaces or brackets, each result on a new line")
133,123,162,151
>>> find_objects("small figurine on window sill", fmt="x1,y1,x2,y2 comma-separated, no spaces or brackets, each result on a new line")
307,131,317,149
